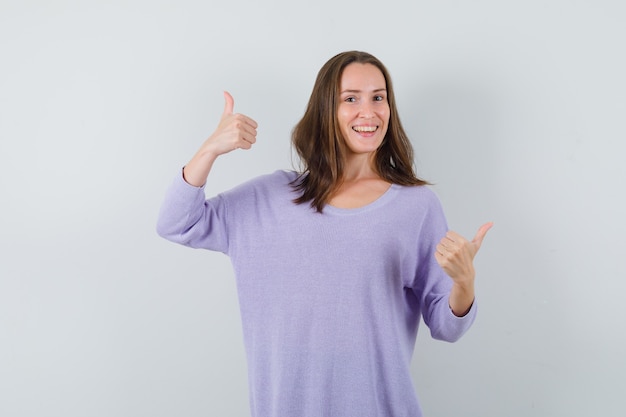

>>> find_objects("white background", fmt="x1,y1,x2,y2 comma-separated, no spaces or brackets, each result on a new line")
1,1,625,416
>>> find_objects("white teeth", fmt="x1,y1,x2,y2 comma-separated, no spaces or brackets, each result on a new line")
352,126,377,132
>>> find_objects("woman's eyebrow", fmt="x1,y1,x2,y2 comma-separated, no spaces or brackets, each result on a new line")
340,88,387,94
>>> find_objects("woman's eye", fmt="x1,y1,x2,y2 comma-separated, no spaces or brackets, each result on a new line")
345,97,356,103
374,95,385,102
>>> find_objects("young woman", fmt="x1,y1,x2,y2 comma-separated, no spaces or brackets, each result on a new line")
157,50,492,417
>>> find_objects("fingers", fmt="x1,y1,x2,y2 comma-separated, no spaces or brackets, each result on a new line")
221,91,258,127
435,223,491,282
435,223,492,265
435,231,476,283
229,115,258,149
434,238,474,282
216,91,259,152
472,222,493,250
436,232,465,257
222,91,234,117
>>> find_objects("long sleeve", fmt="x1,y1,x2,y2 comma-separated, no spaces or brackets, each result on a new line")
410,189,477,343
156,170,477,417
156,171,230,253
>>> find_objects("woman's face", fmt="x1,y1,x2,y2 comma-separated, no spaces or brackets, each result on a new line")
337,63,390,157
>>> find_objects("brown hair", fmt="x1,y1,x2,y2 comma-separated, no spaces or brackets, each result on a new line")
291,50,428,212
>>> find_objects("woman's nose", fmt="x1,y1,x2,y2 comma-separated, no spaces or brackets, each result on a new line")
358,101,375,117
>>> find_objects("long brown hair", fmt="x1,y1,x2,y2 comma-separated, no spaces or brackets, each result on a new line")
291,51,428,212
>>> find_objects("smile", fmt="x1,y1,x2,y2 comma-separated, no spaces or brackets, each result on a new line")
352,126,378,133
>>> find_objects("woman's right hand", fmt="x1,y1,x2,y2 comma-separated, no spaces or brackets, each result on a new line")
183,91,258,186
203,91,258,156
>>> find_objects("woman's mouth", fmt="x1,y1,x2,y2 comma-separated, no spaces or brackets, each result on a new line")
352,125,378,133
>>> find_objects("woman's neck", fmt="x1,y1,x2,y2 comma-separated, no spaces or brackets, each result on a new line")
329,155,391,209
341,152,379,181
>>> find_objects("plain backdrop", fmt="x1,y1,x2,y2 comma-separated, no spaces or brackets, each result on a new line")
1,1,625,416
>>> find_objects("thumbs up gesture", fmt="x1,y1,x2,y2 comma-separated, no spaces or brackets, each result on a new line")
208,91,259,155
435,222,493,284
182,92,258,187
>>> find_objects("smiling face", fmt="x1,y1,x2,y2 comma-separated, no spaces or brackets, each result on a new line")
337,63,390,158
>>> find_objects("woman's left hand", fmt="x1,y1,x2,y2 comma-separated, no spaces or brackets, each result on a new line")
435,222,493,284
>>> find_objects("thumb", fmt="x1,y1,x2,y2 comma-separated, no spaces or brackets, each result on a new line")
472,222,493,252
222,91,234,117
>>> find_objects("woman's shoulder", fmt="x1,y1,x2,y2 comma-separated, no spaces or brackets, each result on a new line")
234,169,298,190
395,183,442,208
220,170,299,201
392,184,448,233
